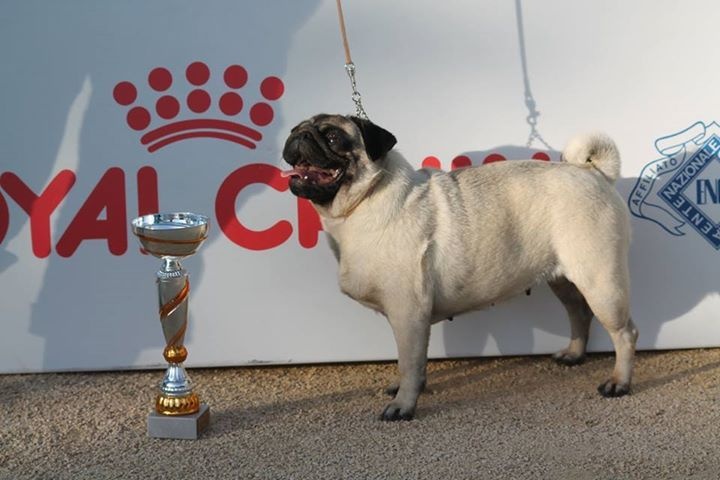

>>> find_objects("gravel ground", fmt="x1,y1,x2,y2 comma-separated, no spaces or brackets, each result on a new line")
2,349,720,479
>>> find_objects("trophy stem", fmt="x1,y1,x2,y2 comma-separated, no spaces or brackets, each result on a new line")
155,257,199,416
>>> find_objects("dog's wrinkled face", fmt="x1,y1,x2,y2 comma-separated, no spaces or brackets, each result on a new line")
282,114,396,205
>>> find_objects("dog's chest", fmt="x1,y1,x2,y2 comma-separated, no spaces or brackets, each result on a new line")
328,232,388,313
337,249,385,312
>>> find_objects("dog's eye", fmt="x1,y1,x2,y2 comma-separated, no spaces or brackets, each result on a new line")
325,130,339,145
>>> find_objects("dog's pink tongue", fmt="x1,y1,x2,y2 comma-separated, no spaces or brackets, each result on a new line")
281,169,301,178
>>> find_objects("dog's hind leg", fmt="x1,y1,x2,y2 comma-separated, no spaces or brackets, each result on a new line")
548,277,594,366
595,311,638,397
571,272,638,397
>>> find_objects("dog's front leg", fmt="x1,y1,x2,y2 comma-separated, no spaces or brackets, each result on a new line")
382,314,431,421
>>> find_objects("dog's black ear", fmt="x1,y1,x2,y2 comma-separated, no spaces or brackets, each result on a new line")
349,116,397,161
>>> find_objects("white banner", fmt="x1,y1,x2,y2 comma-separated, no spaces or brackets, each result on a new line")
2,0,719,372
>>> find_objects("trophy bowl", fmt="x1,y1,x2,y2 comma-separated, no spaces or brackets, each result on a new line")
131,212,209,258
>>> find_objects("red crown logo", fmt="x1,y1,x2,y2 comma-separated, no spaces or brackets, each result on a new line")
113,62,284,152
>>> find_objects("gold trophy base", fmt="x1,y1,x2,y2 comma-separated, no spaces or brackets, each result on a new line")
155,392,200,416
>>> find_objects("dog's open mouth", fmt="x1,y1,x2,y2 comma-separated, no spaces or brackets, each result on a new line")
281,161,344,186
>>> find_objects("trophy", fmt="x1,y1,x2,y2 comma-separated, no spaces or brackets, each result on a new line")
131,212,210,439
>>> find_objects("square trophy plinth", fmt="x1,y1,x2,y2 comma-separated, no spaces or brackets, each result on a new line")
147,404,210,440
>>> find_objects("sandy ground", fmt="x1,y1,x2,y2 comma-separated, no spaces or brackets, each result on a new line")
2,349,720,479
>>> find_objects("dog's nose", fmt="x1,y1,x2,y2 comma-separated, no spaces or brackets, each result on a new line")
283,135,304,164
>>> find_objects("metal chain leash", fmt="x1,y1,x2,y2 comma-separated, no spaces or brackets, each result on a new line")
336,0,369,119
345,62,369,120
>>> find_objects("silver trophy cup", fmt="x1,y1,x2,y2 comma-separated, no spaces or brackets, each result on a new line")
131,213,209,427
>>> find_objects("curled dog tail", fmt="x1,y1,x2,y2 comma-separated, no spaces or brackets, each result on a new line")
562,132,621,182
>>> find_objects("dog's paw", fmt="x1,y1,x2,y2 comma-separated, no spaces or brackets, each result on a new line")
597,380,630,398
552,350,586,366
380,401,415,421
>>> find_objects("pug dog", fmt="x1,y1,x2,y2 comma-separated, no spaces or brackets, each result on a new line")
282,114,637,421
